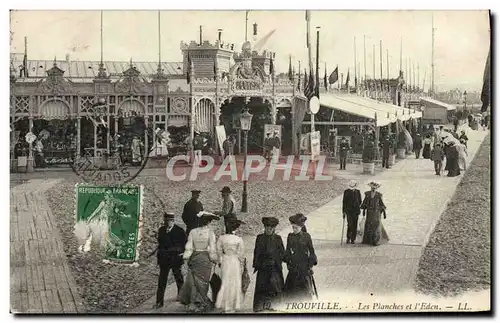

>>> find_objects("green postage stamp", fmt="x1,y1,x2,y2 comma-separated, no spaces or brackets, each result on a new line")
74,184,144,264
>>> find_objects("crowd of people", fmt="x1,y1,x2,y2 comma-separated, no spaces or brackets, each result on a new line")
151,187,318,313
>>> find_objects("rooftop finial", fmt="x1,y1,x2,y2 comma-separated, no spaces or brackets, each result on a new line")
53,56,57,67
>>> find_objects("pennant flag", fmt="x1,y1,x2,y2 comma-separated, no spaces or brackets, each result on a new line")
288,55,293,81
481,48,490,112
329,66,338,84
345,69,350,87
324,66,328,90
187,53,192,84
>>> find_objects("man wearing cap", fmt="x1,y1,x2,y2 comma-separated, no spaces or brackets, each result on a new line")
338,137,350,170
182,190,204,236
263,132,273,162
342,180,362,244
252,217,285,312
215,186,237,234
150,213,187,309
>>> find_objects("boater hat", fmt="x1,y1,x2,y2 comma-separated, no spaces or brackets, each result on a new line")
289,213,307,226
262,217,279,227
348,180,358,188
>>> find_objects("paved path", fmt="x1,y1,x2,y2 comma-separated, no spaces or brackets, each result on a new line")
10,179,85,314
134,127,488,313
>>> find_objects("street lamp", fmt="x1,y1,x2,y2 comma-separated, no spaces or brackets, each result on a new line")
239,107,253,213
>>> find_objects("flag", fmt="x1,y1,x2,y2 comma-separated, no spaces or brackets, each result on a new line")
481,48,490,112
304,71,315,100
288,56,293,81
270,54,274,75
303,69,308,92
22,53,28,78
213,57,217,81
329,66,338,84
324,67,328,90
297,68,301,90
305,11,311,48
345,70,350,87
187,53,192,84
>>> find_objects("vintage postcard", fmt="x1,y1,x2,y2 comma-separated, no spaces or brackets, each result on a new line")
9,9,491,314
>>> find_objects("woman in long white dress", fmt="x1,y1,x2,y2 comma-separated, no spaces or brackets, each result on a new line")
215,215,245,313
179,212,219,312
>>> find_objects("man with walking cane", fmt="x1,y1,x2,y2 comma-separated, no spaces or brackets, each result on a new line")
342,180,362,244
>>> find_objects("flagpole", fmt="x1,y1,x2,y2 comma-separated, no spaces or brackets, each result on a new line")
418,63,420,91
245,11,249,42
372,44,375,80
386,49,390,100
400,37,403,74
354,36,357,92
363,35,367,82
316,26,320,98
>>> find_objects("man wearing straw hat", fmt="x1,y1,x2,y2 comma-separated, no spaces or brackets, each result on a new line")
342,180,362,244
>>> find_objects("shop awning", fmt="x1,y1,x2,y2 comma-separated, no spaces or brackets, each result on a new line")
38,100,71,119
420,97,457,111
319,93,394,127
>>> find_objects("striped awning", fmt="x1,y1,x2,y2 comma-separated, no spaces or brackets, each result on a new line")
38,100,70,120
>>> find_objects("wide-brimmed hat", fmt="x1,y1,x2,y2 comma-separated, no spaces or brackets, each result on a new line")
163,212,175,220
289,213,307,226
368,181,381,189
196,211,219,222
191,190,201,195
348,180,358,188
226,214,245,231
220,186,232,194
262,217,279,227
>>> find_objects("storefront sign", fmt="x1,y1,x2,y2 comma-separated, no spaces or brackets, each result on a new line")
75,184,143,263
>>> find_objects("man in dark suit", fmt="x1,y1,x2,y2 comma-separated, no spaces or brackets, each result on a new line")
338,137,350,170
413,133,423,159
342,180,362,244
381,135,392,169
181,190,204,235
150,213,187,309
253,217,285,312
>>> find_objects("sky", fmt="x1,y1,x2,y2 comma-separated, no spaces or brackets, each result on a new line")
10,10,490,92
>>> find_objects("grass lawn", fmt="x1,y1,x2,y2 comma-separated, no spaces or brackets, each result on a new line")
414,134,491,296
45,168,348,313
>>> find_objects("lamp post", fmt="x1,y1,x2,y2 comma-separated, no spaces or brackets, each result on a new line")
239,107,253,213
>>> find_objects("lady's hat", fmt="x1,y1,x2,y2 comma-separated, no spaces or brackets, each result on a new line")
368,181,381,189
262,217,279,227
289,213,307,226
196,211,219,222
348,180,358,188
191,189,201,195
226,214,245,231
220,186,232,194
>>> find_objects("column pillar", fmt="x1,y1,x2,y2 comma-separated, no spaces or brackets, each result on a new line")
144,115,149,155
271,97,277,125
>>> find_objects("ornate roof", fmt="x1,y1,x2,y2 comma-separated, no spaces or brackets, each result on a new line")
10,54,184,80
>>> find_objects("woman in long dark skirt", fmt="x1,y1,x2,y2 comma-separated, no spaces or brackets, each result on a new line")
446,142,461,177
360,182,389,246
252,217,285,312
422,135,432,159
283,213,317,302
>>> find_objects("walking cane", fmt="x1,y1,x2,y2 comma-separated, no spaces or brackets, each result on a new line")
341,215,346,246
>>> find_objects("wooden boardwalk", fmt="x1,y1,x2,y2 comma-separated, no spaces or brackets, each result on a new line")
10,179,84,314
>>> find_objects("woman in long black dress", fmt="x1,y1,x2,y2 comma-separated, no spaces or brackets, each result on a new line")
422,134,432,159
252,217,285,312
446,142,461,177
360,182,389,246
283,213,317,302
